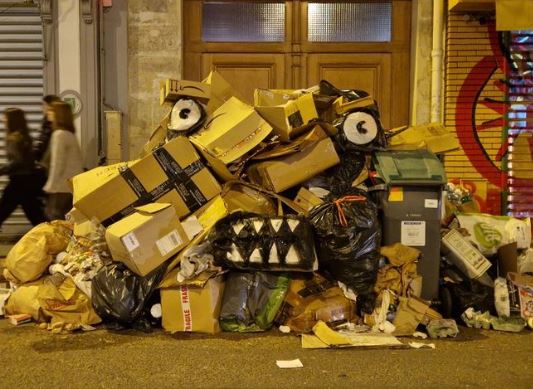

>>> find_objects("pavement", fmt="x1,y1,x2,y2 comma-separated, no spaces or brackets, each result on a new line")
0,319,532,388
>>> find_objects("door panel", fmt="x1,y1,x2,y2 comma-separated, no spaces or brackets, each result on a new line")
307,53,392,127
201,53,287,104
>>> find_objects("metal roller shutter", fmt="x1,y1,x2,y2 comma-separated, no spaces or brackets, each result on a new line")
0,5,44,239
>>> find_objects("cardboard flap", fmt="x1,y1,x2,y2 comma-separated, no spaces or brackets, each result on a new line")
134,202,173,215
160,268,221,289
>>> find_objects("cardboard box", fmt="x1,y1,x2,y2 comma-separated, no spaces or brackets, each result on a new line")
66,207,93,238
293,187,324,213
202,71,244,115
72,136,221,226
105,203,189,276
497,242,518,277
507,272,533,319
190,97,272,181
246,126,340,193
254,89,318,141
160,270,225,334
388,123,460,154
442,229,492,279
333,95,375,115
160,79,211,106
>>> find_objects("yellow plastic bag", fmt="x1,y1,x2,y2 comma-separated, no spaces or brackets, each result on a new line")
4,279,45,321
6,221,72,284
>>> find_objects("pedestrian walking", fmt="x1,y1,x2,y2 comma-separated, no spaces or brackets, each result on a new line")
34,94,61,170
43,101,84,220
0,108,47,228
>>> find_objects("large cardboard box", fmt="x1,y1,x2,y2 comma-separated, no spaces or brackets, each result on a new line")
246,126,340,193
105,203,189,276
190,97,272,181
441,229,492,279
160,79,211,106
507,272,533,319
160,269,225,334
254,89,318,141
72,136,221,226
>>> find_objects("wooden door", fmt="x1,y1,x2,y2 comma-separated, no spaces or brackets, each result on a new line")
183,0,411,128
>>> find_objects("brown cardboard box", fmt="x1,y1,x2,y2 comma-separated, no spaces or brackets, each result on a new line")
105,203,189,276
497,242,518,277
72,136,221,226
246,126,340,193
160,79,211,106
333,95,375,115
140,112,171,157
507,272,533,319
388,123,460,154
294,187,324,213
202,71,244,115
254,89,318,141
190,97,273,181
160,269,225,334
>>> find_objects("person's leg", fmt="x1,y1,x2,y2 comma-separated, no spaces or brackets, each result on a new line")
20,175,48,226
0,179,22,228
45,192,72,221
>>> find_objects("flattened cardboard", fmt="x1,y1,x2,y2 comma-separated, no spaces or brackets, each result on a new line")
246,126,340,193
161,269,225,334
190,97,272,181
141,112,171,157
202,71,244,115
497,242,518,277
388,123,460,154
160,79,211,105
333,95,375,115
72,136,221,225
105,203,189,276
254,89,318,141
294,187,324,213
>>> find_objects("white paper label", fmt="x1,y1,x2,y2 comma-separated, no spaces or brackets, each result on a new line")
121,232,140,252
180,285,193,332
156,229,183,256
401,221,426,246
182,215,203,240
425,199,438,208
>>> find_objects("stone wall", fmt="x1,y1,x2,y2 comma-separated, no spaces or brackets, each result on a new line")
127,0,182,157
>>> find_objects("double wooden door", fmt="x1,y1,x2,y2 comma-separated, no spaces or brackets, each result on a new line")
183,0,411,128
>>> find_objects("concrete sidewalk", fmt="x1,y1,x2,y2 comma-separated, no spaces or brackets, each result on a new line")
0,320,531,388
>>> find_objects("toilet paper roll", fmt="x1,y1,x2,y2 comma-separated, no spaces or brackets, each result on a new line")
169,98,204,133
342,111,378,145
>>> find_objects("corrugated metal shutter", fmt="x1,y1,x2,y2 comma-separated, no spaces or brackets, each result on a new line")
505,30,533,218
0,5,44,238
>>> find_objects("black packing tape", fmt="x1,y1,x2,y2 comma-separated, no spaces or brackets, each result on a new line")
101,148,207,226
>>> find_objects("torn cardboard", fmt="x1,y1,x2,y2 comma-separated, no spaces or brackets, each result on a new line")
497,242,518,278
160,79,211,106
246,126,340,193
160,269,225,334
388,123,460,154
202,70,244,115
105,203,189,276
332,95,375,115
72,136,221,226
393,296,442,336
190,97,273,181
254,89,318,141
294,187,323,213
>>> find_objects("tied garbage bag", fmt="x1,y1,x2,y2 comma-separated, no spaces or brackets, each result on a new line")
91,262,166,327
5,221,72,284
325,146,366,195
37,273,101,326
309,191,381,313
210,212,317,272
219,271,290,332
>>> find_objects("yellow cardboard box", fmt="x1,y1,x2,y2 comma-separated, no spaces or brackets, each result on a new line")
254,89,318,141
294,187,324,213
202,71,244,115
159,79,211,106
190,97,272,181
72,136,221,226
105,203,189,276
388,123,460,154
160,270,225,334
333,95,375,115
246,126,340,193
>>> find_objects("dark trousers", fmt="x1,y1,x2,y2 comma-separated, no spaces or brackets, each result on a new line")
0,173,48,227
45,192,73,221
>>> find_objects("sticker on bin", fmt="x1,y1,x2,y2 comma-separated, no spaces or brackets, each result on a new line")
156,229,183,256
122,232,140,252
424,199,438,208
401,221,426,246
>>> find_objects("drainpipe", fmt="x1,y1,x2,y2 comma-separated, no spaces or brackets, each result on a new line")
431,0,445,123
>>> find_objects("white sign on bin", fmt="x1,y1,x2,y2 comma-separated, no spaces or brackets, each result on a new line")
442,229,492,279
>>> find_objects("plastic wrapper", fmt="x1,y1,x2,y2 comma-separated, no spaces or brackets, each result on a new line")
5,221,72,284
219,271,290,332
209,212,317,272
456,213,531,256
308,190,381,313
91,262,166,328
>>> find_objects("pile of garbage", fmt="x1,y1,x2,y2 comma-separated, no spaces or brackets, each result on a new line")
1,73,532,346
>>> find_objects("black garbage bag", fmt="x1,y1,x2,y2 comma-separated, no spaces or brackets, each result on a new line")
91,262,167,329
326,143,366,195
209,212,317,272
219,271,290,332
308,190,381,313
318,80,369,101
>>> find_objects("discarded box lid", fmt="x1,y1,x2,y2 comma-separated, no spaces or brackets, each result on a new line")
374,150,447,186
160,79,211,106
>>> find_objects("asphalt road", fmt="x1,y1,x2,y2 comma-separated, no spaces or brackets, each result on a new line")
0,320,531,389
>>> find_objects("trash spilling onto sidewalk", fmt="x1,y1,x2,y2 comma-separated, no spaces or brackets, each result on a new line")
2,72,531,348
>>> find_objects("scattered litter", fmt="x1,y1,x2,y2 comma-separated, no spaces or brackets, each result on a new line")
409,342,436,349
426,319,459,339
8,313,32,326
279,325,291,334
276,359,303,369
412,331,428,339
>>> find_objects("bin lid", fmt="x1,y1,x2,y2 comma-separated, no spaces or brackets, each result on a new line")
373,149,447,186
